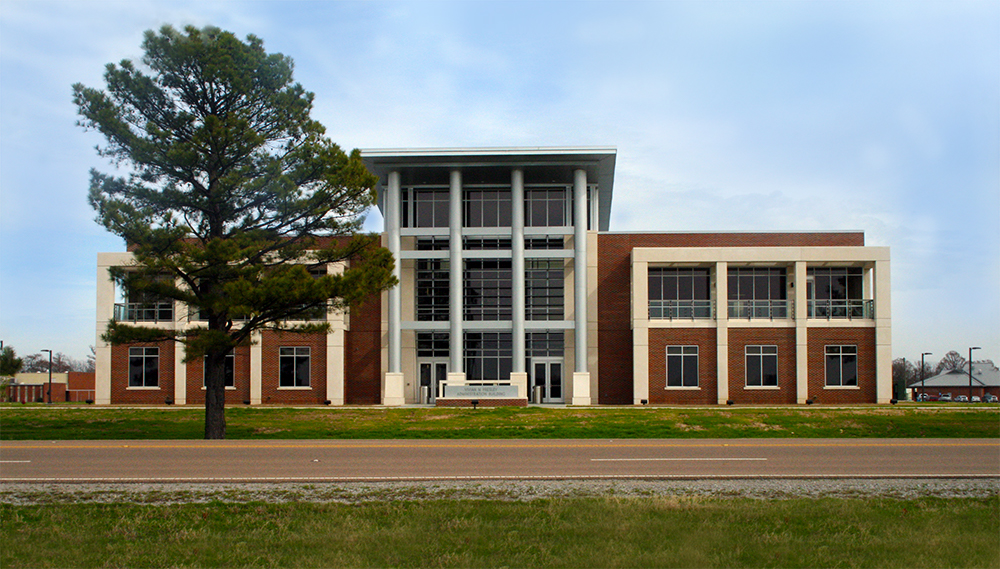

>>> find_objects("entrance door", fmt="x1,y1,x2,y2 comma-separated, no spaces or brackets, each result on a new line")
532,358,564,404
418,359,449,403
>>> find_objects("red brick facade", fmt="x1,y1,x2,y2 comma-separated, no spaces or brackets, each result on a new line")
648,328,718,404
727,328,798,404
597,231,875,406
110,341,175,404
184,345,253,405
806,327,877,404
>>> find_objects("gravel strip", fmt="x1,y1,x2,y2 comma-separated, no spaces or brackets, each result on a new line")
2,478,997,505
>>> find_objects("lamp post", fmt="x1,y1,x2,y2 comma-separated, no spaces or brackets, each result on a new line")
920,352,932,401
40,349,52,404
968,347,981,400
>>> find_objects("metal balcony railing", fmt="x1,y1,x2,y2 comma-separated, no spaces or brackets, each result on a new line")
649,300,714,320
114,302,173,322
808,299,874,319
728,300,792,320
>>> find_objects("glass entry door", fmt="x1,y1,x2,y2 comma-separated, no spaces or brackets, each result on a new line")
532,358,564,404
419,359,449,403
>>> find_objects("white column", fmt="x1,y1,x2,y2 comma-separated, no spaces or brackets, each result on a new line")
173,340,186,405
794,261,809,404
249,330,262,404
383,171,404,404
572,169,591,403
448,169,465,380
512,169,526,372
716,261,729,404
510,168,528,397
875,258,893,403
632,258,649,405
94,254,119,405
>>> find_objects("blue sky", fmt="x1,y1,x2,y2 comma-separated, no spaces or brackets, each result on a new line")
1,0,997,366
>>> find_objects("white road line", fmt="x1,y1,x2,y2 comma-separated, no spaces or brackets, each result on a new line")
0,461,31,463
591,458,767,462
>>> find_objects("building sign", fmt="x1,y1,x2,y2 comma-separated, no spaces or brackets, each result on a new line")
442,384,519,399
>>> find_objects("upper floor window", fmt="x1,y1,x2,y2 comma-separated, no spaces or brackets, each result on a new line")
649,268,711,319
808,267,870,319
416,260,450,321
465,188,512,227
117,288,173,323
729,268,788,319
526,260,564,321
525,188,568,227
464,259,512,321
404,187,449,228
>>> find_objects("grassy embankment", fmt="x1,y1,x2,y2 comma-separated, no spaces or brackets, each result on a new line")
1,404,997,440
2,497,998,568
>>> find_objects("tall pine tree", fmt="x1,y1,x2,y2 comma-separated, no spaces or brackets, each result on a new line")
74,25,395,438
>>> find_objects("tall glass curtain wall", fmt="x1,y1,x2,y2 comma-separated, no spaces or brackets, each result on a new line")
406,183,576,383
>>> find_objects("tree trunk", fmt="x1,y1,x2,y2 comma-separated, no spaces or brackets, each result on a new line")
204,350,227,439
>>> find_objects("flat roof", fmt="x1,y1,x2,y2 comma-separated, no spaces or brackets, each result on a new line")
361,147,616,231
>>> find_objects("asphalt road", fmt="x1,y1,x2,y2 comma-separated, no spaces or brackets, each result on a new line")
1,439,997,483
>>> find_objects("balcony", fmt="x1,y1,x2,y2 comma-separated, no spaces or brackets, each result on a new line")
649,300,714,320
808,299,874,319
728,300,792,320
114,302,173,323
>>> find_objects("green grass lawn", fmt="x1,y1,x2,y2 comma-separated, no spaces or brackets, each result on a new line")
1,404,997,439
2,496,997,568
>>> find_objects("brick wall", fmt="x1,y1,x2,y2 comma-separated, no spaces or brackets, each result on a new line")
727,328,797,404
806,328,877,404
596,232,864,405
184,345,252,405
110,341,175,404
345,292,382,404
260,331,327,405
648,328,718,404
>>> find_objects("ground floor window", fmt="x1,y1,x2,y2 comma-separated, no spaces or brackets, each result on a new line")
746,345,778,387
464,332,512,382
825,345,858,386
279,347,310,387
666,346,699,387
203,352,235,388
417,332,450,358
128,347,159,387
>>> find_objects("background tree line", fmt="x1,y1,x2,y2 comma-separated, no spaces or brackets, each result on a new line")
0,345,95,376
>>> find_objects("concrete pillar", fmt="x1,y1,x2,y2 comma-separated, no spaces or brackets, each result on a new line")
794,261,809,404
249,330,262,405
573,169,588,374
512,168,526,372
449,169,465,377
386,171,402,374
875,258,893,403
715,261,729,404
632,258,649,405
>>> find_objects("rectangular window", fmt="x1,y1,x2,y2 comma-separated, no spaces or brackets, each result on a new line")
648,268,711,319
526,332,564,358
746,345,778,387
203,352,235,388
120,288,173,322
666,346,699,388
417,332,450,358
279,347,310,387
526,260,564,320
416,260,450,321
464,259,512,321
464,332,512,382
728,268,788,319
128,347,159,388
464,188,512,228
408,188,449,228
825,345,858,387
808,267,868,318
525,187,568,227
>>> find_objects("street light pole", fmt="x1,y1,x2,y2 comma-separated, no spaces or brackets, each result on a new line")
920,352,932,401
40,349,52,404
969,347,981,400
